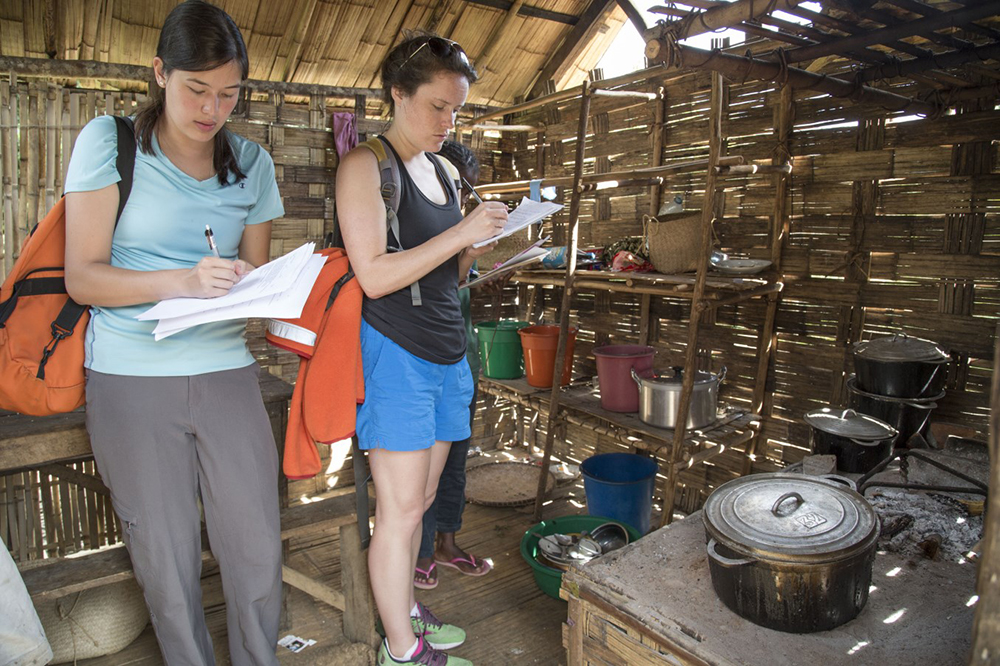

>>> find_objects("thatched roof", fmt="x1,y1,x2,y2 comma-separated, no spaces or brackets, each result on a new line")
0,0,630,107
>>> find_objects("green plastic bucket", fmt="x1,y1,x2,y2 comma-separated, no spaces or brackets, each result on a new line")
476,320,529,379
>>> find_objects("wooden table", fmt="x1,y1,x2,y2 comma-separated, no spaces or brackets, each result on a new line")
561,510,975,665
1,370,378,646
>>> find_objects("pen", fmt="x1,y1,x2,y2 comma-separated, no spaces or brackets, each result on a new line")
462,176,484,205
205,225,221,258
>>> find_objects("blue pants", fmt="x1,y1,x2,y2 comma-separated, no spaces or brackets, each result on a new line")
419,385,477,558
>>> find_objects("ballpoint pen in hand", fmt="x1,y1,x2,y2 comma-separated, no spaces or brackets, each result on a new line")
462,176,484,205
205,225,221,258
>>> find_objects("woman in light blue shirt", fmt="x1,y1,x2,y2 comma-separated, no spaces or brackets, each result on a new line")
64,2,284,663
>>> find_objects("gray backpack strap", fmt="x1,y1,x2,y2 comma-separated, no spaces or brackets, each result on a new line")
372,136,421,307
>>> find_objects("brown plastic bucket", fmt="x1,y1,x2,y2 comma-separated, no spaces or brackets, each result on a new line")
519,325,577,388
593,345,656,412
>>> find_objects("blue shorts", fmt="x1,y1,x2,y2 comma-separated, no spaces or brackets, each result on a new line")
356,319,474,451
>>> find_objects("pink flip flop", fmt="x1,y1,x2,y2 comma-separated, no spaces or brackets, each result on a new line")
433,554,493,577
414,562,439,590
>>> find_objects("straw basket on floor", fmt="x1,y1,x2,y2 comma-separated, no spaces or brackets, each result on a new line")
37,578,149,664
643,213,704,274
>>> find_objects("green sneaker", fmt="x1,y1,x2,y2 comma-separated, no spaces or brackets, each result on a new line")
411,602,466,650
376,637,472,666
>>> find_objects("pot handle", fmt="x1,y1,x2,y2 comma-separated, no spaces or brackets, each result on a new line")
707,538,755,568
716,365,727,383
819,474,858,492
771,492,804,516
631,367,643,386
905,398,939,410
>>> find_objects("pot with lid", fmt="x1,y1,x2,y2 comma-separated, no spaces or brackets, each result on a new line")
853,334,949,399
631,366,725,430
702,473,880,633
805,407,897,474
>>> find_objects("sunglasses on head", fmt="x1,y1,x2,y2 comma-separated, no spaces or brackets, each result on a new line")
400,37,470,71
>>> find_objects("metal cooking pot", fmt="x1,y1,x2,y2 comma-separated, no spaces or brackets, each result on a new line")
804,408,897,474
853,334,949,399
846,376,942,446
631,366,725,430
702,473,880,633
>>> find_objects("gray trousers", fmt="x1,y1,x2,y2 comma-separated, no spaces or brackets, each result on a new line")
86,364,282,666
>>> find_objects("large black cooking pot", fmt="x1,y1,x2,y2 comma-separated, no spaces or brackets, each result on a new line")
805,408,897,474
846,376,942,446
703,473,879,633
853,334,949,399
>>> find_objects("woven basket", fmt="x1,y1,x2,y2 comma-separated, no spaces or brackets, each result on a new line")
465,461,556,507
38,578,150,664
643,213,704,274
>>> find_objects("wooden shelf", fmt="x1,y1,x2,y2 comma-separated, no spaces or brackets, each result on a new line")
478,376,759,473
509,268,782,304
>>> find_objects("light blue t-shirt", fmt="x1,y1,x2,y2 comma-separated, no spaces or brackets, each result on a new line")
64,115,284,376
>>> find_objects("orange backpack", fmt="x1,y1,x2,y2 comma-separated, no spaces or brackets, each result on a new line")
0,116,136,416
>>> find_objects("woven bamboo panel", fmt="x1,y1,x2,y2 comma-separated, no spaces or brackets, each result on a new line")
481,68,998,510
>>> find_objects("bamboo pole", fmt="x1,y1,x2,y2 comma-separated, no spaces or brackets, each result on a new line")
659,70,725,529
644,40,938,116
0,55,385,100
649,87,666,216
532,81,591,523
970,321,1000,663
644,0,801,41
0,78,12,278
44,84,56,212
854,42,1000,85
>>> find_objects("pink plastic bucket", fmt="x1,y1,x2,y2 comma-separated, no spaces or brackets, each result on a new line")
593,345,656,412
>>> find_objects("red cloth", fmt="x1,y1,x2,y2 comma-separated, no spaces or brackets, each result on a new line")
266,248,364,479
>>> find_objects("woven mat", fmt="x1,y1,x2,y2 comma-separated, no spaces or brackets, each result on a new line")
465,461,556,507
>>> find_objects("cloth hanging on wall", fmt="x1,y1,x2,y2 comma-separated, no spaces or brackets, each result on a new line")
332,112,359,158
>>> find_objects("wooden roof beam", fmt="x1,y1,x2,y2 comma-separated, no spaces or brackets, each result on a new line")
882,0,1000,42
616,0,647,35
644,0,801,42
783,1,1000,65
0,55,385,99
644,39,938,116
853,42,1000,84
464,0,577,25
823,0,977,53
477,0,526,69
526,0,617,100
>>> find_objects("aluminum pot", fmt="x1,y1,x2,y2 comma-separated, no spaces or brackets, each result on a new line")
846,376,942,446
631,366,725,429
805,408,897,474
703,473,880,633
853,334,949,399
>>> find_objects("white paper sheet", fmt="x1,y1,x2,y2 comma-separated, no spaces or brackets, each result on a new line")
150,254,326,340
137,242,316,321
471,198,563,248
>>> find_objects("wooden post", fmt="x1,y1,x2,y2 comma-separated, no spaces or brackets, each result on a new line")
743,83,793,476
970,322,1000,663
648,87,666,216
659,71,724,528
532,81,591,523
340,522,379,646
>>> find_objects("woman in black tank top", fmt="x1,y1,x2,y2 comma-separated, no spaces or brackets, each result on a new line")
335,33,508,666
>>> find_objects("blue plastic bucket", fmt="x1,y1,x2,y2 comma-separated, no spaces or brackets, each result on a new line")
580,452,658,534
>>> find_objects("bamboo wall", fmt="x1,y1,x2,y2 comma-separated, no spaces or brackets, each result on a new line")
485,69,999,513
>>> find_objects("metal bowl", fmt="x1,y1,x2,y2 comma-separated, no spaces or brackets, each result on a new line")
589,522,630,553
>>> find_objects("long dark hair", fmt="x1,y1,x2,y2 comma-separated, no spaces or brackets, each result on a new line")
380,32,478,115
134,0,249,185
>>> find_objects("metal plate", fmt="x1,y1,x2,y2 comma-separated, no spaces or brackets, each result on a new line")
703,473,879,563
713,258,772,275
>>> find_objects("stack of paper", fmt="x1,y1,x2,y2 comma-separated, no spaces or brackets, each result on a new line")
138,242,324,340
462,237,550,289
471,197,563,248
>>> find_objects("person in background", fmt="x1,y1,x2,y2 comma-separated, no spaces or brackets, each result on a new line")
63,1,284,663
413,140,493,591
336,32,507,666
0,547,52,666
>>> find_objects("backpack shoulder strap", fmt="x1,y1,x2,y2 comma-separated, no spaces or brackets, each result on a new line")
430,153,462,206
112,116,137,226
361,136,422,306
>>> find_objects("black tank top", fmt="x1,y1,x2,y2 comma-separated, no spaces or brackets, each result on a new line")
361,138,466,365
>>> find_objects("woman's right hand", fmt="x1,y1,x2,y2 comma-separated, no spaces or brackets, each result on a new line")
184,257,241,298
456,201,508,246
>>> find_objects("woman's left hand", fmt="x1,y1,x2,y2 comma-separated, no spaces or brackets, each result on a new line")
463,241,498,260
233,260,256,282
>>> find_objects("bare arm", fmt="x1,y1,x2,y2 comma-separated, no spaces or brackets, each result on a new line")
64,185,245,307
336,147,507,299
235,220,272,276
